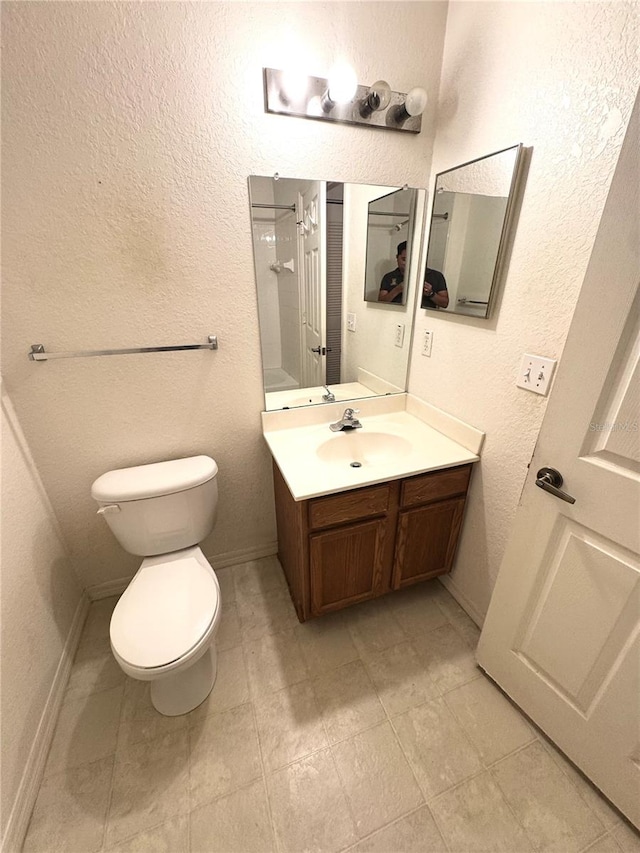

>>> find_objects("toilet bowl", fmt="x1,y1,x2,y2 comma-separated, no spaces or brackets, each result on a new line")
91,456,222,716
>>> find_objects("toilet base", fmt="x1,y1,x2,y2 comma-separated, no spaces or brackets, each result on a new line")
150,643,218,716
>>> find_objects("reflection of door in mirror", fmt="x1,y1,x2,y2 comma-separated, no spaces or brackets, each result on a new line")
300,181,326,387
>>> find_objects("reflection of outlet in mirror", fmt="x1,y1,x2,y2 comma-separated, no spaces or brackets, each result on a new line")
516,353,557,396
395,324,405,347
422,330,433,357
347,313,356,332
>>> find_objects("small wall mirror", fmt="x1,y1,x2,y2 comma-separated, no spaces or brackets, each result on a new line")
364,187,418,305
248,176,424,411
424,143,524,318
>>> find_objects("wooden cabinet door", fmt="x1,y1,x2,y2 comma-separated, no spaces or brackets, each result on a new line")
309,518,388,615
392,497,466,589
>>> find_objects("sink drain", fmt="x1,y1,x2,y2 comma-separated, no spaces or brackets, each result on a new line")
350,461,362,468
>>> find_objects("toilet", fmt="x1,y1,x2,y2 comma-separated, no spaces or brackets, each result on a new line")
91,455,221,716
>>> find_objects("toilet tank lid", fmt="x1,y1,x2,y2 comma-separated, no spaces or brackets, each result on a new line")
91,456,218,502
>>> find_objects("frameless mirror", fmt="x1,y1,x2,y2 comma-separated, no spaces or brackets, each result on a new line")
424,143,524,318
248,176,424,411
364,187,418,306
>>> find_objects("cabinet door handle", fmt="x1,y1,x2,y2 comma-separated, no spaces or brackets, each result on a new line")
535,467,576,504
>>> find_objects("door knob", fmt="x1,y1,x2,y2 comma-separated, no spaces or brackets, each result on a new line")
535,467,576,504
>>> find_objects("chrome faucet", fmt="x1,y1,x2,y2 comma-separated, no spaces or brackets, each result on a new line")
322,385,336,402
330,407,362,432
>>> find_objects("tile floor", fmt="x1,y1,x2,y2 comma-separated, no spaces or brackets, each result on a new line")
23,556,640,853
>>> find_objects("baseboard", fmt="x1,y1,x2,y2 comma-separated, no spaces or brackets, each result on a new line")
86,541,280,601
2,592,90,853
438,574,485,628
86,576,131,600
205,541,278,569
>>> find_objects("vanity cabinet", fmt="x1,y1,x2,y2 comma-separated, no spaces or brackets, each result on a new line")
273,460,472,622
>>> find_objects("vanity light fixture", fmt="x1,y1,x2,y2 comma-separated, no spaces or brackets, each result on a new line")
263,68,426,133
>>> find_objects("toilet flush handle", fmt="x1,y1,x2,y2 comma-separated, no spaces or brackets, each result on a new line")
97,504,121,515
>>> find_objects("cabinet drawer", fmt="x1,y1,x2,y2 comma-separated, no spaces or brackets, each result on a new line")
309,484,391,531
401,465,471,508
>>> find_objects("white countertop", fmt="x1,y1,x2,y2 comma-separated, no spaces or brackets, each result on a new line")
262,394,483,502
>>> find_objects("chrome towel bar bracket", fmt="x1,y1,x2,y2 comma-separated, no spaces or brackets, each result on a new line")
29,336,219,362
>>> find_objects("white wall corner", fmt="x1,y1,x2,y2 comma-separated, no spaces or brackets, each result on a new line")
2,592,90,853
438,574,485,629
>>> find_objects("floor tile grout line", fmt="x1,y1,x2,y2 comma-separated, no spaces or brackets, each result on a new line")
101,812,189,852
186,693,194,853
61,671,128,714
382,697,487,824
578,828,624,853
536,736,625,832
385,710,430,802
439,683,538,772
242,638,279,853
338,802,441,853
492,733,613,842
325,735,362,848
99,685,125,852
486,749,595,853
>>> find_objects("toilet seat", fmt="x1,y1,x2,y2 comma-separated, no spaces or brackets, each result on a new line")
110,549,220,671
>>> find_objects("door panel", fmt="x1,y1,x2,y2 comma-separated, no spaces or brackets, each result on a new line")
478,96,640,826
513,518,639,711
300,182,326,387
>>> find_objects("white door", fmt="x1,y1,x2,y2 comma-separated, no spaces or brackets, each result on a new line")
299,181,326,387
477,99,640,826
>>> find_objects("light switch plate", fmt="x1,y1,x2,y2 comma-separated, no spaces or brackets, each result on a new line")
395,324,405,347
422,330,433,357
516,353,557,396
347,313,356,332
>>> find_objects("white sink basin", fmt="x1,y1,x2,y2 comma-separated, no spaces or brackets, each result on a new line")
262,401,482,501
316,431,413,466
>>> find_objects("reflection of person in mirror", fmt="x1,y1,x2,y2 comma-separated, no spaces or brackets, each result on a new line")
421,268,449,309
378,241,407,304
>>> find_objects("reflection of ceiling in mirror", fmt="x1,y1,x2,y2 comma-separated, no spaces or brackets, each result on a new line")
438,148,517,197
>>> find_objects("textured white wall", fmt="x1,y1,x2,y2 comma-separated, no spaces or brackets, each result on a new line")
408,0,639,619
0,386,81,839
2,1,447,590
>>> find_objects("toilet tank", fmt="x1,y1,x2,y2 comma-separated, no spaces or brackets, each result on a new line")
91,456,218,557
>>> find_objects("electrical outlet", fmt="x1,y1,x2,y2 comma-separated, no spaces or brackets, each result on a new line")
395,323,405,347
422,330,433,357
516,353,557,396
346,313,356,332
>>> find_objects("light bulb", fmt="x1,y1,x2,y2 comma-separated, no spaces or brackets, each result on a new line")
328,63,357,103
321,62,357,111
404,86,428,117
359,80,391,118
280,69,309,105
